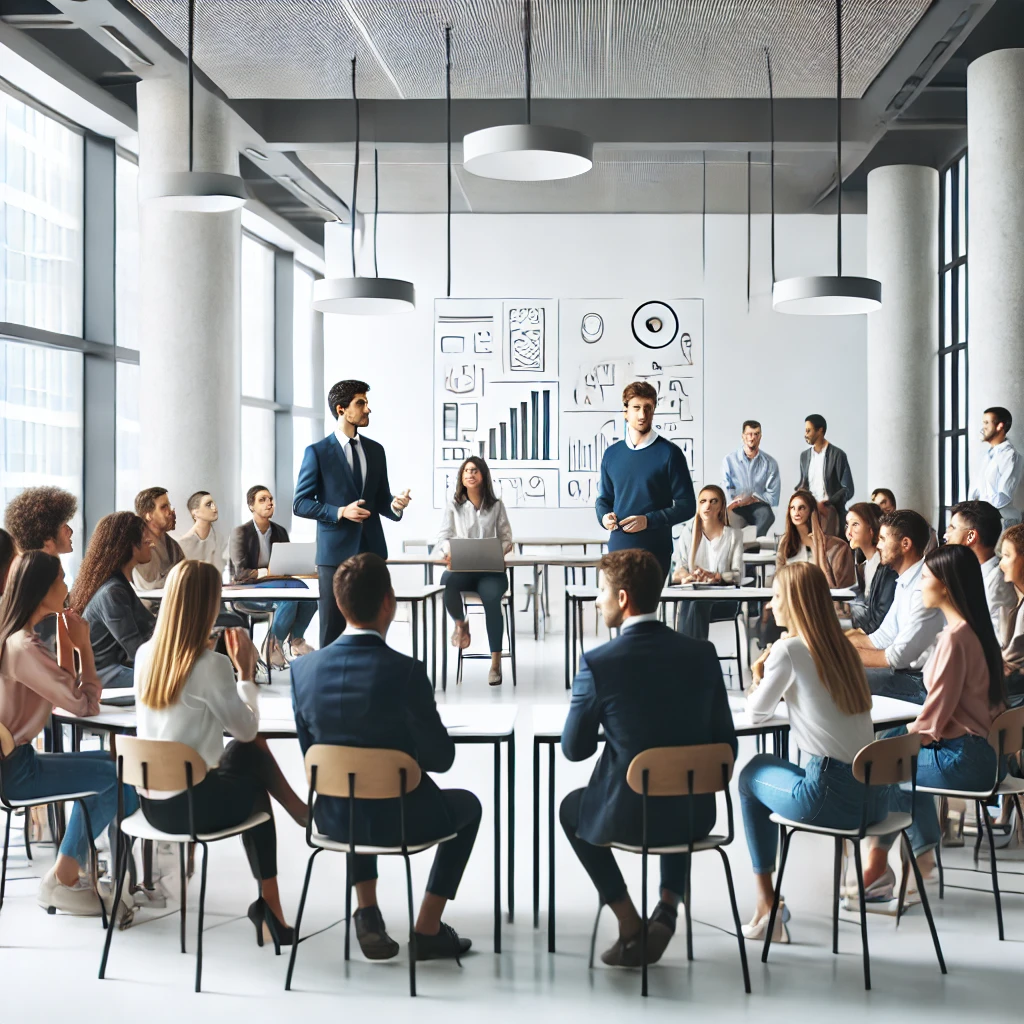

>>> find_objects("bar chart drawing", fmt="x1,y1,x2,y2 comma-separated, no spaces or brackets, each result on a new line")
568,418,621,472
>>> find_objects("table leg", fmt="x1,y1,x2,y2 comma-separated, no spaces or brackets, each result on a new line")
431,594,437,688
548,740,556,953
532,564,540,640
508,734,515,923
411,600,419,662
493,741,501,953
564,581,571,689
507,566,517,665
533,736,540,928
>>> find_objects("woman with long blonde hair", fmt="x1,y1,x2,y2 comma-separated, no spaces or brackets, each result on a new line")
135,560,306,950
738,562,887,941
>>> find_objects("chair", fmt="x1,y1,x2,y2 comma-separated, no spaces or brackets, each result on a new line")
0,722,109,927
98,737,271,992
588,744,750,998
762,732,946,990
919,706,1024,940
285,745,457,998
442,590,517,689
710,602,746,690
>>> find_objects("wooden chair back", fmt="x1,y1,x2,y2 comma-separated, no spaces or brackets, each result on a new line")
852,732,921,786
989,706,1024,758
304,745,422,799
0,723,15,759
115,736,208,791
626,744,735,797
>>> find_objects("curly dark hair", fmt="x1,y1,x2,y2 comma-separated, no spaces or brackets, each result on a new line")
69,512,147,613
0,529,14,596
327,379,369,420
3,487,77,551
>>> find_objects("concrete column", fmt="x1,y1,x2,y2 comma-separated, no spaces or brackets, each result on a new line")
866,165,939,522
136,77,241,517
968,50,1024,488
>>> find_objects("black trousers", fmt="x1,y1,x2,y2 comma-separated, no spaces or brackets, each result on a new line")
348,789,481,901
559,788,692,905
139,740,277,880
318,564,346,648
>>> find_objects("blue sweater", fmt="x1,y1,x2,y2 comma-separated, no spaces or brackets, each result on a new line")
595,436,695,564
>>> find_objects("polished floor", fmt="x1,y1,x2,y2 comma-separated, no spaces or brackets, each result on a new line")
2,602,1022,1021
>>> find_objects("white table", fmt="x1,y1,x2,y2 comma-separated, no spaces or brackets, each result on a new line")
743,549,777,586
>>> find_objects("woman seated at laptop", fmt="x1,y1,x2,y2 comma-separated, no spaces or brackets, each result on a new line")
437,457,513,686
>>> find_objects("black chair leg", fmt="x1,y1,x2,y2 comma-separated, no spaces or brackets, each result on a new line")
684,872,693,962
851,836,871,990
588,901,603,969
99,835,132,979
195,842,209,993
344,853,352,961
640,849,648,998
23,807,32,862
717,849,751,994
832,838,842,954
935,835,945,899
179,844,188,953
979,802,1005,940
762,827,792,963
80,801,108,930
0,809,11,911
896,842,910,928
901,832,946,974
404,852,417,997
973,801,984,866
285,848,320,991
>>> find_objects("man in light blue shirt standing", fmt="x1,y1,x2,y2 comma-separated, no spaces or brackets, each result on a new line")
721,420,780,537
969,406,1024,530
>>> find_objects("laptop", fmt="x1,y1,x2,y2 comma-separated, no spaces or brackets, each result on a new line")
266,542,317,578
449,537,506,573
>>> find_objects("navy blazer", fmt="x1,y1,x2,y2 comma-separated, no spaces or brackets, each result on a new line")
291,633,455,846
562,620,738,848
292,432,402,567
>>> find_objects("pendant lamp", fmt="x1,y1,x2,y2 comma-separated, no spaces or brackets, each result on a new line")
463,0,592,181
772,0,881,315
312,57,415,316
139,0,247,212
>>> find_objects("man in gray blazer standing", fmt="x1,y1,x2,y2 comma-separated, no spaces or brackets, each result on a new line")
797,414,854,537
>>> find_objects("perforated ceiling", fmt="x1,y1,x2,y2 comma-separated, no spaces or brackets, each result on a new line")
128,0,930,101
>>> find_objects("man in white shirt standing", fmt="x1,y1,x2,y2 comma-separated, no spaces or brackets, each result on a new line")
944,499,1017,638
969,406,1024,530
847,510,945,703
796,414,854,538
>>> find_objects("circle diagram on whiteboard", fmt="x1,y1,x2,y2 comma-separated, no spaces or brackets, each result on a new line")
631,301,679,349
581,312,603,343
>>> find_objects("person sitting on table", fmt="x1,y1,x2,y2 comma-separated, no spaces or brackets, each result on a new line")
671,484,743,640
856,545,1007,906
0,551,138,918
740,562,887,940
847,510,946,703
776,490,855,588
846,501,897,634
135,560,307,949
560,548,737,968
175,491,225,576
721,420,781,537
3,486,78,557
436,456,513,686
229,484,315,668
133,487,184,591
0,529,14,595
68,512,155,689
871,488,939,553
291,553,479,962
997,523,1024,702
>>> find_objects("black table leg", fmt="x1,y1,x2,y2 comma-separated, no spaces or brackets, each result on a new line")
548,740,556,953
508,734,515,922
493,741,501,953
431,594,437,687
533,736,540,927
564,584,571,689
411,600,419,662
507,566,516,669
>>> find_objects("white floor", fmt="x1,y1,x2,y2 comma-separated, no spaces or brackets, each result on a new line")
3,600,1022,1020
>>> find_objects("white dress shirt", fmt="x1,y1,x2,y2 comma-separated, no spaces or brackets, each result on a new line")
970,439,1024,519
622,612,660,630
673,522,744,582
343,626,386,640
981,554,1017,639
436,497,513,556
624,428,658,451
255,521,272,569
334,421,368,495
807,444,829,502
868,558,946,670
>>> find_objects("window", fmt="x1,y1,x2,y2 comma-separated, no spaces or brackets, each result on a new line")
115,155,139,349
0,90,84,336
289,414,319,541
116,361,141,512
938,152,968,533
240,405,276,520
241,235,275,401
292,264,315,409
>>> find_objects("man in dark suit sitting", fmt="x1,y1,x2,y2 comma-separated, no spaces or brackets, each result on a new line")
561,549,738,967
291,553,479,962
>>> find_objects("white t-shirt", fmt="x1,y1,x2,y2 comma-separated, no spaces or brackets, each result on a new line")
807,444,829,503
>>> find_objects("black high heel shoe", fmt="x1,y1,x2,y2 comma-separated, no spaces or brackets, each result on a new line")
247,898,295,954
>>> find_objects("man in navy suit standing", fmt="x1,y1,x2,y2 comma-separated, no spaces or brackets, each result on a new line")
293,379,411,647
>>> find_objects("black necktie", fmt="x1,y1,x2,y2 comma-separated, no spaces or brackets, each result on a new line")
349,437,363,495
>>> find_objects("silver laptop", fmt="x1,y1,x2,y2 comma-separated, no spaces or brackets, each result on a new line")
449,537,506,572
266,542,316,578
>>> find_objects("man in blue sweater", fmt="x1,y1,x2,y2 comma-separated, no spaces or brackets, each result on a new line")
595,380,696,579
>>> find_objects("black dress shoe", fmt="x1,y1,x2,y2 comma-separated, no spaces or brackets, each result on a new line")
600,902,677,968
414,921,471,962
354,906,400,960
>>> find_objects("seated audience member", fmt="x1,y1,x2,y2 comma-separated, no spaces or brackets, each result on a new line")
944,500,1017,637
436,457,513,685
291,554,479,961
721,420,781,537
776,490,855,588
176,491,225,576
560,549,737,967
671,484,744,639
0,552,138,916
741,562,886,939
0,529,14,595
846,502,897,634
3,486,78,557
871,488,939,553
858,545,1007,902
847,510,945,703
68,513,155,689
997,524,1024,700
133,487,184,590
229,485,315,667
135,561,306,947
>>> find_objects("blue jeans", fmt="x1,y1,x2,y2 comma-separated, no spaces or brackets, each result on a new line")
2,745,138,867
865,667,926,704
440,570,508,653
730,502,775,537
740,753,889,874
246,580,316,646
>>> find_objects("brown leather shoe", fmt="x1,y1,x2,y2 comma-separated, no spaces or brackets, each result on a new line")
600,902,676,967
354,906,399,960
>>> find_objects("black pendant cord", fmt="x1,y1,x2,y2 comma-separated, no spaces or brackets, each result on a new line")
836,0,843,277
373,148,379,278
746,152,752,309
187,0,194,172
524,0,532,125
446,25,452,298
701,151,706,280
765,47,775,286
350,56,360,279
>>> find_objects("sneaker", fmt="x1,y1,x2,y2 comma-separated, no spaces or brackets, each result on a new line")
354,905,400,960
264,635,287,670
38,866,133,922
414,921,471,961
288,638,314,658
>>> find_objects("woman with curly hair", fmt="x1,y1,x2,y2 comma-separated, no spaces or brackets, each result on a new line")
69,512,155,689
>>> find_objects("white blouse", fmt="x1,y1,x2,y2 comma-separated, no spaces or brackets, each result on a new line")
436,497,513,556
673,521,744,582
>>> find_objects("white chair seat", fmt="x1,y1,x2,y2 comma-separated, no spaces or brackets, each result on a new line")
917,775,1024,800
605,834,729,855
769,811,912,837
3,790,99,808
120,808,271,843
309,831,457,855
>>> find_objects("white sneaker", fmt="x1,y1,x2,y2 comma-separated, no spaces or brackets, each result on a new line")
38,866,106,917
288,638,314,657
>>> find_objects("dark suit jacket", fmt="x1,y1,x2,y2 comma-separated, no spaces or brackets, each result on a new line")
292,433,402,568
562,620,738,847
850,562,898,634
229,520,290,582
291,633,455,845
797,443,855,520
84,573,155,685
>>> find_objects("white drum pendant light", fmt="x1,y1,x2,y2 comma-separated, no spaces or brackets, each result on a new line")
313,58,415,316
139,0,247,212
462,0,592,181
772,0,880,315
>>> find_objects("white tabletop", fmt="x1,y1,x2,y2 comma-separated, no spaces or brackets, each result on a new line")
516,537,608,548
565,584,855,601
387,553,601,569
743,551,777,565
137,582,322,602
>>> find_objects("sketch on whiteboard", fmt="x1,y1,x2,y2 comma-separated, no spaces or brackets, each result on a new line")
581,312,603,343
434,468,558,509
459,403,478,431
631,301,679,349
565,475,599,505
445,364,482,395
440,335,464,353
507,306,544,372
568,417,621,472
473,329,493,353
